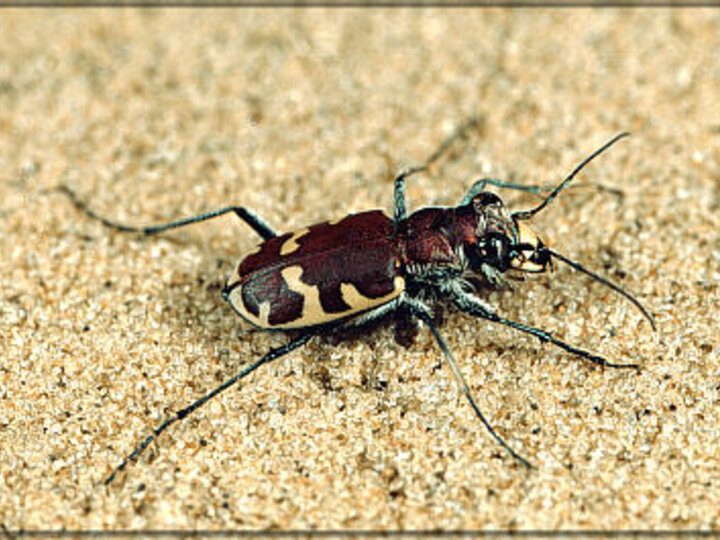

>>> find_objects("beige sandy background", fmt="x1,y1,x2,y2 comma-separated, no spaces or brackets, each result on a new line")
1,9,718,531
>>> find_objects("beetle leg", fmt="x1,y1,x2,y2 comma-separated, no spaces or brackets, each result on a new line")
58,185,277,240
104,332,313,486
393,116,482,224
448,287,639,369
404,297,533,468
392,170,411,223
461,178,624,207
393,302,420,348
461,178,554,205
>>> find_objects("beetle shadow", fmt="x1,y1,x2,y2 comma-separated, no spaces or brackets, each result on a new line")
148,255,272,355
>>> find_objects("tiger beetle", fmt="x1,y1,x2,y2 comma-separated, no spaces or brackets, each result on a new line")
59,119,655,485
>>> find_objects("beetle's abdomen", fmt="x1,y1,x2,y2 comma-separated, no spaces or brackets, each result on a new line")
224,210,404,329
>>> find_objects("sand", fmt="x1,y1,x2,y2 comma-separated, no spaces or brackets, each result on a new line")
1,9,718,531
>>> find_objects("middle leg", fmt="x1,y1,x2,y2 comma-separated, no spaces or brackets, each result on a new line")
403,296,533,468
393,116,482,223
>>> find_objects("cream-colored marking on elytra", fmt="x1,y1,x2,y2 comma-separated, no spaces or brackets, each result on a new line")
339,278,404,312
280,266,325,326
280,227,311,256
281,266,404,328
227,286,272,327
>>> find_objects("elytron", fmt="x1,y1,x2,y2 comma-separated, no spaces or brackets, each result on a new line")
60,119,655,485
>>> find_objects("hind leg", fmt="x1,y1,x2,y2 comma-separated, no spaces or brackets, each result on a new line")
58,185,276,240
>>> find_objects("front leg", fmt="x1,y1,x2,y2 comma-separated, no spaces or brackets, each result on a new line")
447,286,639,369
461,178,553,205
460,178,624,206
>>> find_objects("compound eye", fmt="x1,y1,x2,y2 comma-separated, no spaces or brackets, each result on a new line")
471,192,503,210
481,232,512,270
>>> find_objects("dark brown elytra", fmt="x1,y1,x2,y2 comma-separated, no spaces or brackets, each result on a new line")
58,118,655,486
226,210,400,329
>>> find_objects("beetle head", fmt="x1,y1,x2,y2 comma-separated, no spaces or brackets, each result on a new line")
456,133,655,330
466,192,553,276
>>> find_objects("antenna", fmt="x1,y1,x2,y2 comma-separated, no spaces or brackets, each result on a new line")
548,248,656,331
513,132,630,221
